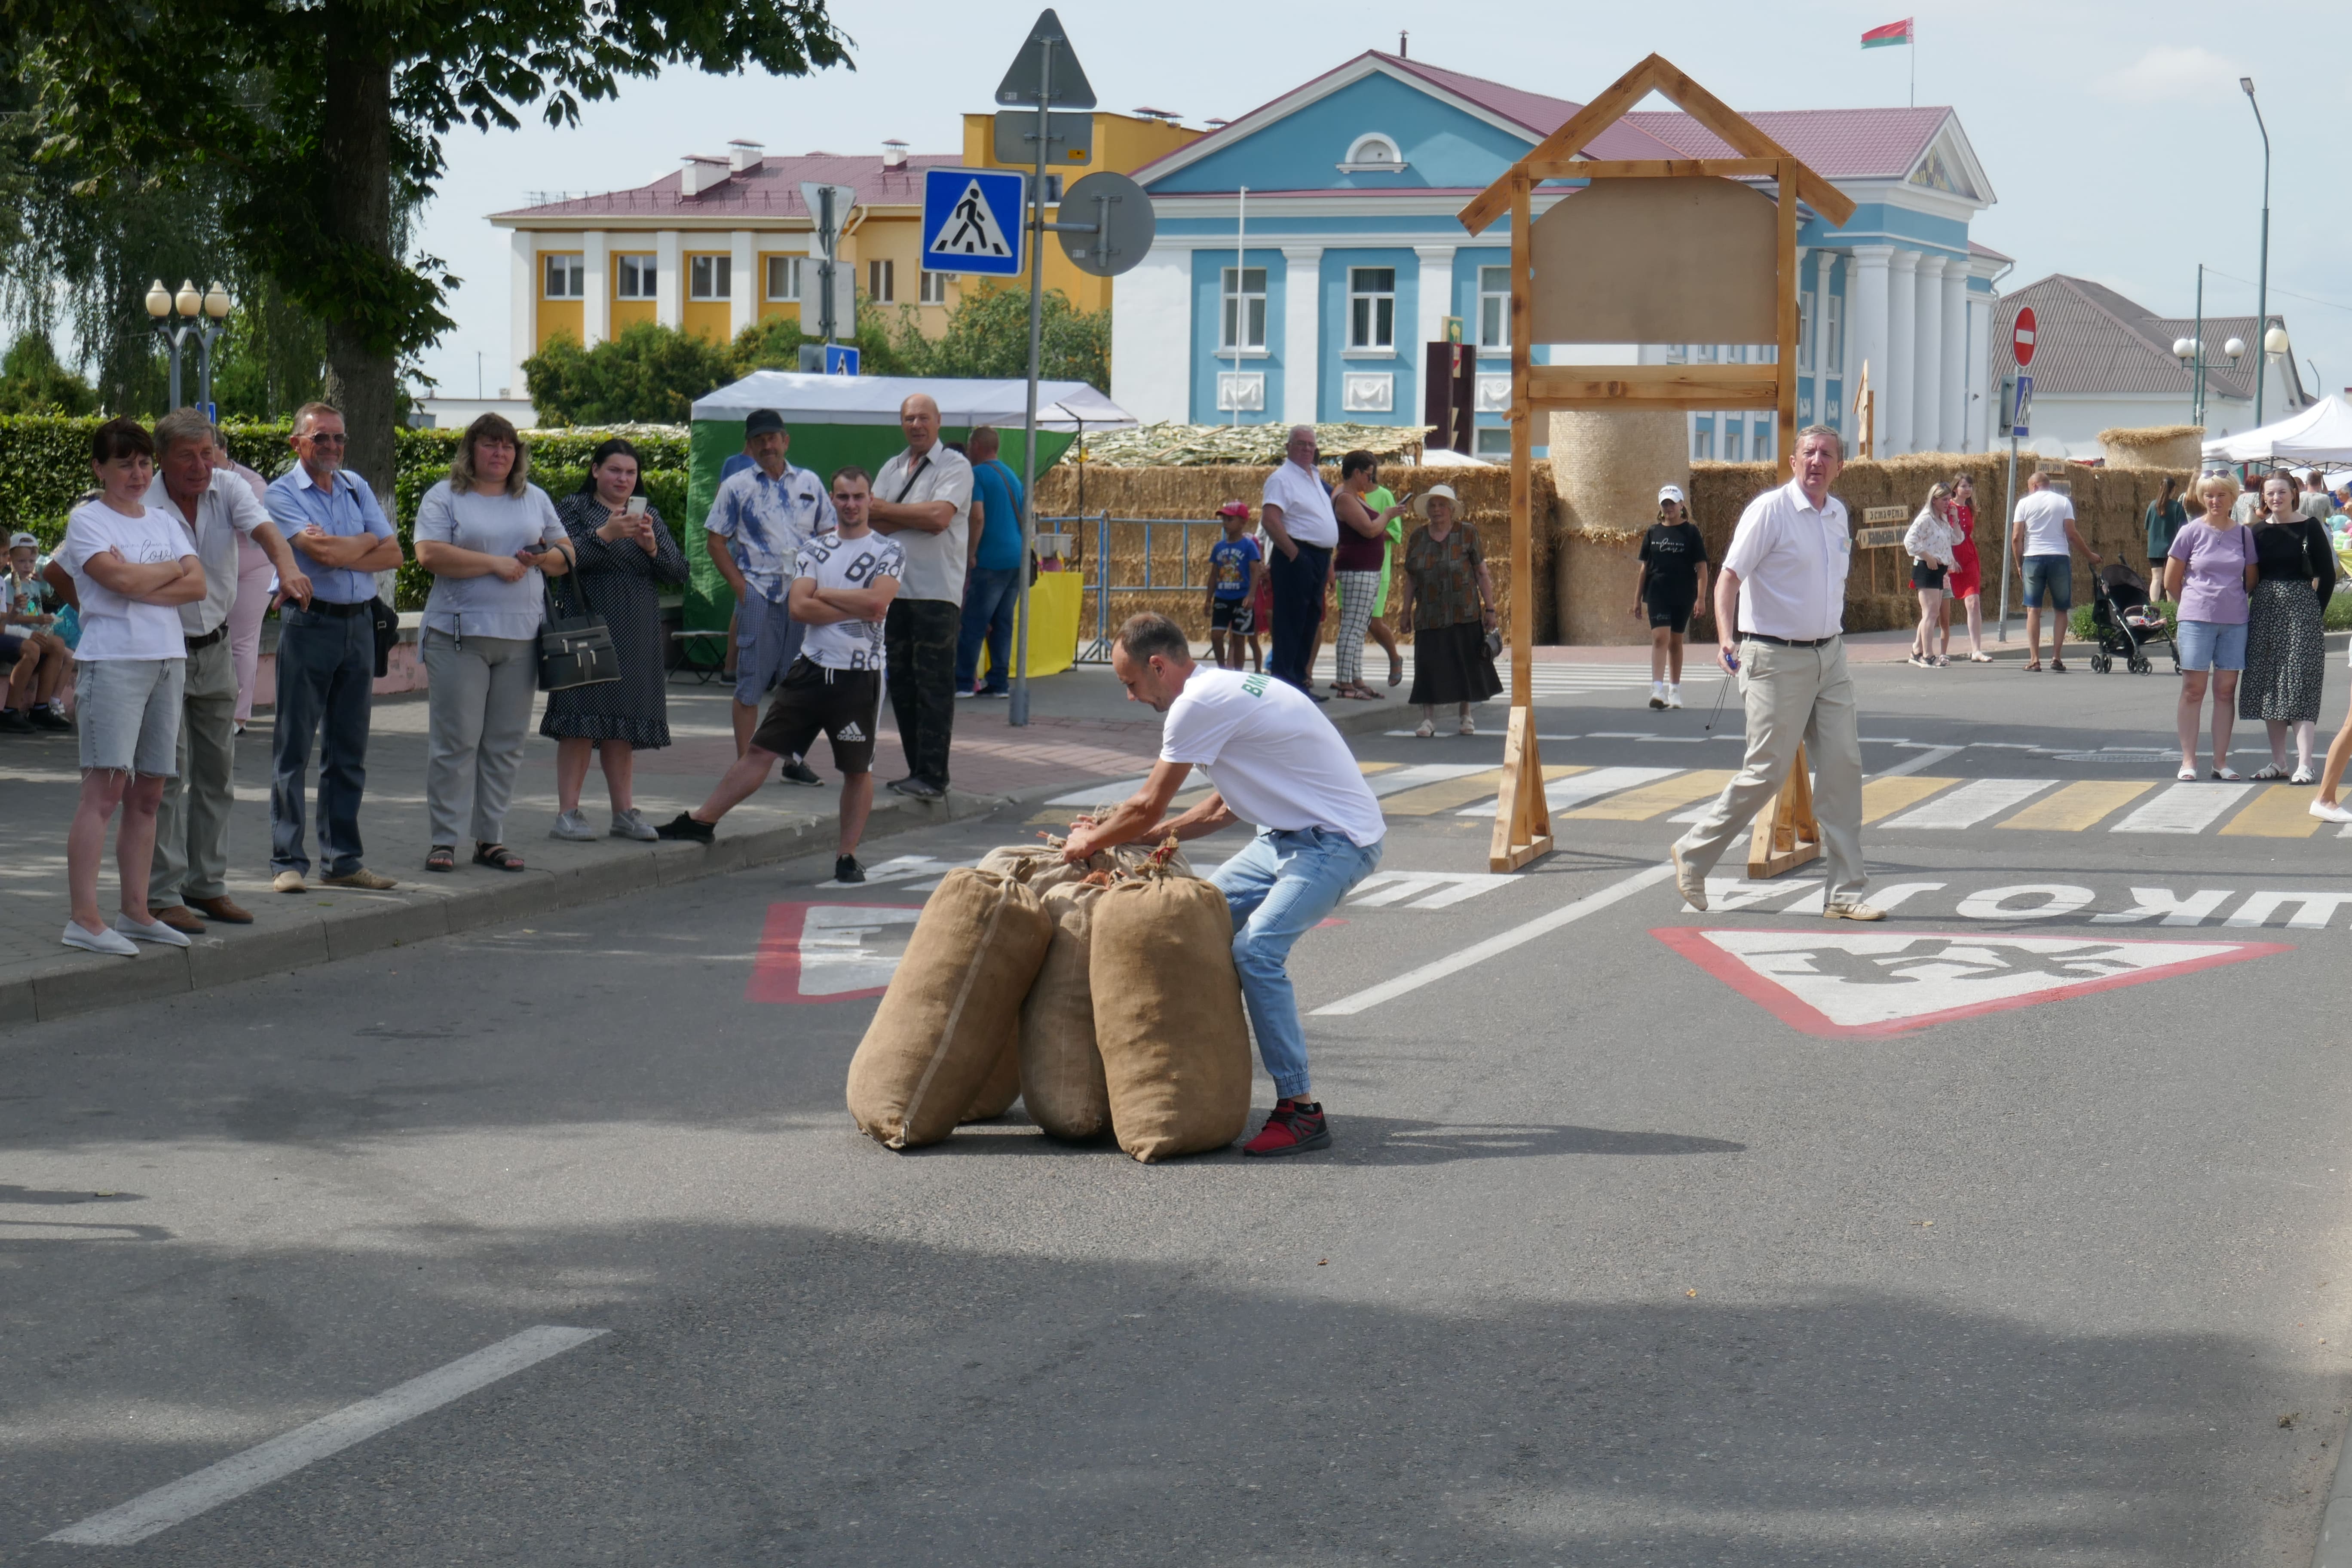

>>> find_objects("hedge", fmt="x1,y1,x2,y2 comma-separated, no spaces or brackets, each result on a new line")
0,415,691,609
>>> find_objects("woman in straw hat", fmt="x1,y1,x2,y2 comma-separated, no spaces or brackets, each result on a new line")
1392,484,1500,737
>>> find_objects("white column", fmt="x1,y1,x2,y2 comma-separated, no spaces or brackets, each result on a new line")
1848,246,1892,456
1884,250,1918,455
1792,246,1810,384
1965,270,1996,452
1414,244,1455,428
1281,245,1323,427
1940,261,1969,453
581,231,609,349
1912,255,1945,455
729,230,758,339
508,230,535,393
654,230,683,329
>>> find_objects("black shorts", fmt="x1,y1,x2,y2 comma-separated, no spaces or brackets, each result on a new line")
1210,598,1256,634
1645,594,1696,633
1911,560,1948,590
750,658,883,775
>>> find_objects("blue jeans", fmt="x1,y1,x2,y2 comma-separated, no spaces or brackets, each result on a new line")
270,605,374,877
1209,826,1384,1099
956,565,1020,693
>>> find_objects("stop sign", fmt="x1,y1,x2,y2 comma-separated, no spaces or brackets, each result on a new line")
2013,306,2037,367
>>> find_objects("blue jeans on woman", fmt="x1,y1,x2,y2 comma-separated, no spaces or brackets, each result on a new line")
1208,825,1383,1099
955,566,1020,695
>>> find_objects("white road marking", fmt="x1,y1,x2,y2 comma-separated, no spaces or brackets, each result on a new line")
1872,745,1965,778
1363,763,1497,797
1955,884,2097,921
43,1326,606,1547
2224,891,2352,930
1455,766,1680,818
1347,870,1517,909
1881,778,2055,830
2092,888,2236,926
1683,877,1821,914
816,854,972,889
2112,782,2251,834
1782,880,1947,916
1312,861,1677,1015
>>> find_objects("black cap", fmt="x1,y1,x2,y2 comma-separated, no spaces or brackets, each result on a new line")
744,409,786,439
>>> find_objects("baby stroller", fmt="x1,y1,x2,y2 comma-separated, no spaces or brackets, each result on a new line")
2087,563,2177,675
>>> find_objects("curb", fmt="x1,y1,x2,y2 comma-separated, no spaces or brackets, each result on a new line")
2317,1411,2352,1568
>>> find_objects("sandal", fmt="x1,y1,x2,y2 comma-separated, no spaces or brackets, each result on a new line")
2211,768,2244,782
2250,763,2287,781
472,842,525,873
1388,654,1404,687
2292,766,2317,786
2049,659,2066,672
1458,717,1477,736
1969,652,1994,663
2176,767,2197,782
426,845,457,873
1415,719,1436,738
2022,660,2043,671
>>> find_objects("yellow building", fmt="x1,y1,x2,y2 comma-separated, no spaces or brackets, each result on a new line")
491,113,1201,396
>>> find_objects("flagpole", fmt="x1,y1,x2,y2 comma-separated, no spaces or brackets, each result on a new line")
1911,18,1916,107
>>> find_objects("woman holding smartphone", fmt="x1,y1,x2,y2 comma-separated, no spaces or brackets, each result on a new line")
542,438,689,842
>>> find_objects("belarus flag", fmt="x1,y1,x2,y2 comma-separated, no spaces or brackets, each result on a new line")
1861,17,1913,46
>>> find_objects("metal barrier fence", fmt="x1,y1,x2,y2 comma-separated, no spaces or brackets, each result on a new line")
1041,513,1236,664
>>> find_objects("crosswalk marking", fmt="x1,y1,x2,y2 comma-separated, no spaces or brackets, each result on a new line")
2113,782,2251,834
2000,779,2155,832
1859,775,1959,824
1563,769,1737,821
1380,765,1582,816
1457,766,1680,818
1363,762,1496,798
1357,760,1402,776
2216,783,2324,839
1881,778,2055,830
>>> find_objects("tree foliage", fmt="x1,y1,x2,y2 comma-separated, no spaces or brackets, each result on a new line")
524,322,737,427
0,333,96,415
880,285,1111,392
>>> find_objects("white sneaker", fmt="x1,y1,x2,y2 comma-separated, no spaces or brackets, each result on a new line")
62,921,138,956
113,913,191,948
1649,683,1667,710
1665,686,1683,709
551,809,597,841
2309,799,2352,824
610,808,659,842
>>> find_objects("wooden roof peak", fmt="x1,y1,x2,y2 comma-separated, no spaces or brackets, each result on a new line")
1458,53,1858,235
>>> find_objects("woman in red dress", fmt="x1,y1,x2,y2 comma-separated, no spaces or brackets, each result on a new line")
1940,471,1992,662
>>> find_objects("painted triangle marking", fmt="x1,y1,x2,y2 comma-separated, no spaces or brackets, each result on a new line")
1652,927,2288,1038
928,178,1016,259
747,902,925,1003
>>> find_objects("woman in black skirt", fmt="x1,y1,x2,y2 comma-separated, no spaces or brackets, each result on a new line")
2242,472,2336,783
1393,484,1501,738
541,438,691,839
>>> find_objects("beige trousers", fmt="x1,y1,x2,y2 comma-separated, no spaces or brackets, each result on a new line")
1672,636,1868,903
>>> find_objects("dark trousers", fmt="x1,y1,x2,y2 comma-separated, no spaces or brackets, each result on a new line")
885,597,960,787
1268,542,1331,692
955,566,1021,694
270,604,375,877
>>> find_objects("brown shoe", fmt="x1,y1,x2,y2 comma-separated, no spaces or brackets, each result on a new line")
321,867,398,891
150,905,208,936
188,895,254,925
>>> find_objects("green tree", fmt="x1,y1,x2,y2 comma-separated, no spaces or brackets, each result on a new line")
4,1,849,501
883,285,1111,391
525,322,735,426
0,331,97,414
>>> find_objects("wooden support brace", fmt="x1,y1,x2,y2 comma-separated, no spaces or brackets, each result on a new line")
1488,703,1556,873
1746,742,1822,879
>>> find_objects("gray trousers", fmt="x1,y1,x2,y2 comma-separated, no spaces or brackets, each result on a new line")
423,630,537,848
1672,636,1867,902
150,636,238,906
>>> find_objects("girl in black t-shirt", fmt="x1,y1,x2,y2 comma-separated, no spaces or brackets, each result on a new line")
1629,485,1710,710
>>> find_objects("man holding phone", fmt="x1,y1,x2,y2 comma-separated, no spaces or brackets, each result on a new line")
1669,425,1879,920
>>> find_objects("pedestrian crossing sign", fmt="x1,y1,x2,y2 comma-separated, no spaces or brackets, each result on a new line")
922,168,1025,277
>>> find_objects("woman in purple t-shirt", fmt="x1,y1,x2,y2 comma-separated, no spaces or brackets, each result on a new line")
2164,473,2260,781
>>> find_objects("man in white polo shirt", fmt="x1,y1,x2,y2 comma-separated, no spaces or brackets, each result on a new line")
1259,424,1338,699
1063,612,1384,1157
1671,425,1880,920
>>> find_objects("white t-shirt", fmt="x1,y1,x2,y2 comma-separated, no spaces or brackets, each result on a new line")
794,531,904,671
1721,480,1850,641
2014,489,2075,557
57,499,197,661
1159,668,1385,847
1261,459,1339,548
872,443,974,604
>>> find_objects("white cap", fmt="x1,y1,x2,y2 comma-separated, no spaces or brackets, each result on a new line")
1657,485,1686,505
6,532,37,550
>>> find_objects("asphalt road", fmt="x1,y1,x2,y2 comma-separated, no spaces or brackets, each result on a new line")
7,656,2352,1565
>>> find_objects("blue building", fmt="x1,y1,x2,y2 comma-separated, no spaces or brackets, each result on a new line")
1112,52,2005,459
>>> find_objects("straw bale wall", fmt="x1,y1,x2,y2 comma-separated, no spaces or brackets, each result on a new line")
1035,462,1559,646
1548,410,1692,644
2099,425,2205,470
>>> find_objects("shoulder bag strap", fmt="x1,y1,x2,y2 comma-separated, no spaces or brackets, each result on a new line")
891,455,931,505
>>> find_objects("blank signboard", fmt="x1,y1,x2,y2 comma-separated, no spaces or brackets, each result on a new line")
1528,177,1779,346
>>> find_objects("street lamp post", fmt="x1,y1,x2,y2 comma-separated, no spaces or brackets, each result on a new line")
143,278,232,413
2241,77,2271,428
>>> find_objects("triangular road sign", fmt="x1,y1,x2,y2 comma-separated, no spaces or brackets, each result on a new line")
928,177,1017,260
1653,928,2287,1038
996,8,1096,109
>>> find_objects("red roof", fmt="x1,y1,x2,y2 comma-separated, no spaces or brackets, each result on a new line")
1626,106,1949,180
492,151,961,221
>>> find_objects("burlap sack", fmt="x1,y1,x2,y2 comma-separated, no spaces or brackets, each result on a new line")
1089,870,1252,1162
847,869,1051,1149
960,1030,1023,1123
1019,881,1114,1140
978,838,1194,894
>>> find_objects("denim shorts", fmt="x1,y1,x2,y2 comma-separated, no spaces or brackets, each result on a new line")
2021,554,2072,610
2175,618,2248,672
734,595,805,707
75,656,184,774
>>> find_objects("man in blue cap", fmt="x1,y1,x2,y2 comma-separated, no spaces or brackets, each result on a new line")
704,408,834,784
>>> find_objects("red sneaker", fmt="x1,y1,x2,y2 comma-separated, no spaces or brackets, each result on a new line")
1243,1099,1331,1157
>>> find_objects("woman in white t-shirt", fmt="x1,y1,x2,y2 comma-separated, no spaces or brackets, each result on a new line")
55,418,207,956
412,413,570,875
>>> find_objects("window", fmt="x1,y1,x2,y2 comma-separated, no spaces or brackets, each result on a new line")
1799,290,1816,371
689,255,730,301
616,255,656,300
1722,421,1744,462
1477,264,1510,349
1691,423,1714,461
1348,266,1396,351
1220,267,1266,350
919,269,947,306
1341,132,1405,172
867,259,895,303
764,256,801,302
1753,421,1775,461
1474,426,1512,459
1825,292,1845,373
542,254,583,300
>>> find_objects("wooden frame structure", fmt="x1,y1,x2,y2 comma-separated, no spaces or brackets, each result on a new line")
1456,55,1856,873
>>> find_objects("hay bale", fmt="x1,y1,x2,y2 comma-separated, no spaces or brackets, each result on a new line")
1547,410,1690,643
2098,425,2205,470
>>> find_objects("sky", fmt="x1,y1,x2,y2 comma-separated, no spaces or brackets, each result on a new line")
413,0,2352,418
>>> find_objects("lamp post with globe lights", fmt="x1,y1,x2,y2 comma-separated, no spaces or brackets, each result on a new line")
2241,77,2272,427
144,278,232,414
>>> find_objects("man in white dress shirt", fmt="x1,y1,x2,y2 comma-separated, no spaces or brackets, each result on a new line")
1671,425,1880,919
1258,425,1338,699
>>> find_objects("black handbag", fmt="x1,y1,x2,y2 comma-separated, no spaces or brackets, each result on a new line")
368,596,399,679
537,546,619,692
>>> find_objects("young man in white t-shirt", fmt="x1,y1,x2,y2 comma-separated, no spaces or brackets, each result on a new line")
54,417,208,956
2009,470,2104,670
1063,612,1384,1156
658,467,903,884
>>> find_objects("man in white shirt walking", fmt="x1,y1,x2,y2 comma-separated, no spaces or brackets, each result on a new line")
1671,426,1880,920
1063,612,1385,1157
1259,425,1339,699
2009,469,2104,671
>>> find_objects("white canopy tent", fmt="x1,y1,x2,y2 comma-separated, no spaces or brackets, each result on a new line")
2202,395,2352,465
690,372,1135,431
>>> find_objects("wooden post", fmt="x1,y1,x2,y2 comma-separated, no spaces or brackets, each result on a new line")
1775,158,1799,468
1747,742,1822,878
1854,360,1874,460
1489,172,1554,874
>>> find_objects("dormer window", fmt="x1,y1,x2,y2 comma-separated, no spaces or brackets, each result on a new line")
1338,133,1406,174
